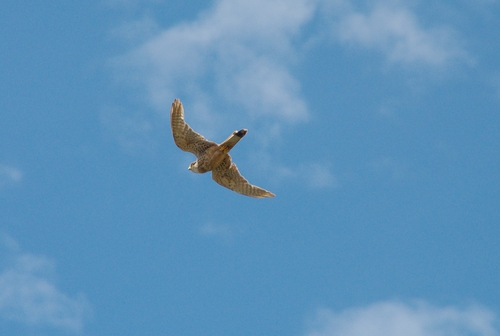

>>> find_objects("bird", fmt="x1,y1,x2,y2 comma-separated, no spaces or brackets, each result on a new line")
170,98,275,198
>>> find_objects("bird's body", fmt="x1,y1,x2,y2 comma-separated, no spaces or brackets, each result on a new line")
170,99,275,198
188,129,247,173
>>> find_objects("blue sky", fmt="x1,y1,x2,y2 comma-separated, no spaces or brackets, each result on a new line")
1,0,500,335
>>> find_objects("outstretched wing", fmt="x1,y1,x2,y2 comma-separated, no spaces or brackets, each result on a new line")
170,99,216,156
212,155,275,198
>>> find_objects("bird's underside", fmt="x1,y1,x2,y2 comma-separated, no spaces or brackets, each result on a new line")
170,98,275,198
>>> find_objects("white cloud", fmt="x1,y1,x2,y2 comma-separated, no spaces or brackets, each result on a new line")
0,164,22,188
198,222,238,242
112,0,314,125
112,0,470,118
300,163,337,189
492,72,500,100
0,236,91,333
306,300,499,336
109,16,160,43
105,0,161,10
247,150,336,189
335,3,469,66
100,107,157,154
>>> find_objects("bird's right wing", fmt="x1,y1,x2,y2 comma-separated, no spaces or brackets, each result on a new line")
170,99,216,156
212,155,275,198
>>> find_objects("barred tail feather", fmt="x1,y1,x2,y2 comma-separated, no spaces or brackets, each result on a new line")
219,129,247,154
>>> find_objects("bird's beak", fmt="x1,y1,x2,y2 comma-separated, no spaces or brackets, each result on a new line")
187,165,192,170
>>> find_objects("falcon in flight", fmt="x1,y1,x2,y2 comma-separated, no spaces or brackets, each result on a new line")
170,99,275,198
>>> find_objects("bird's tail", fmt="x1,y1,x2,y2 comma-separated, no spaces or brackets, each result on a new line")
219,129,247,154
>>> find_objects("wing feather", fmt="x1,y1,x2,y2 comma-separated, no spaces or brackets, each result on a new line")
212,155,275,198
170,99,216,156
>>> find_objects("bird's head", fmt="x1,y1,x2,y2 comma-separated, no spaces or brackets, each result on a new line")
188,162,199,173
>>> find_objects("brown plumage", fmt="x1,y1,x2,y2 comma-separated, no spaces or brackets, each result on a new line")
170,98,275,198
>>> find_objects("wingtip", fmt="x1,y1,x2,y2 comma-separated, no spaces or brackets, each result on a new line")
172,98,181,108
241,190,275,198
258,191,275,198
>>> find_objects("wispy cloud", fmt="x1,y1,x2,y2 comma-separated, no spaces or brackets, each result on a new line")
111,0,314,131
198,222,239,242
492,72,500,100
299,162,338,189
100,106,157,154
334,2,469,66
109,16,160,44
0,164,22,188
0,235,91,333
306,300,498,336
104,0,161,10
247,150,337,189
